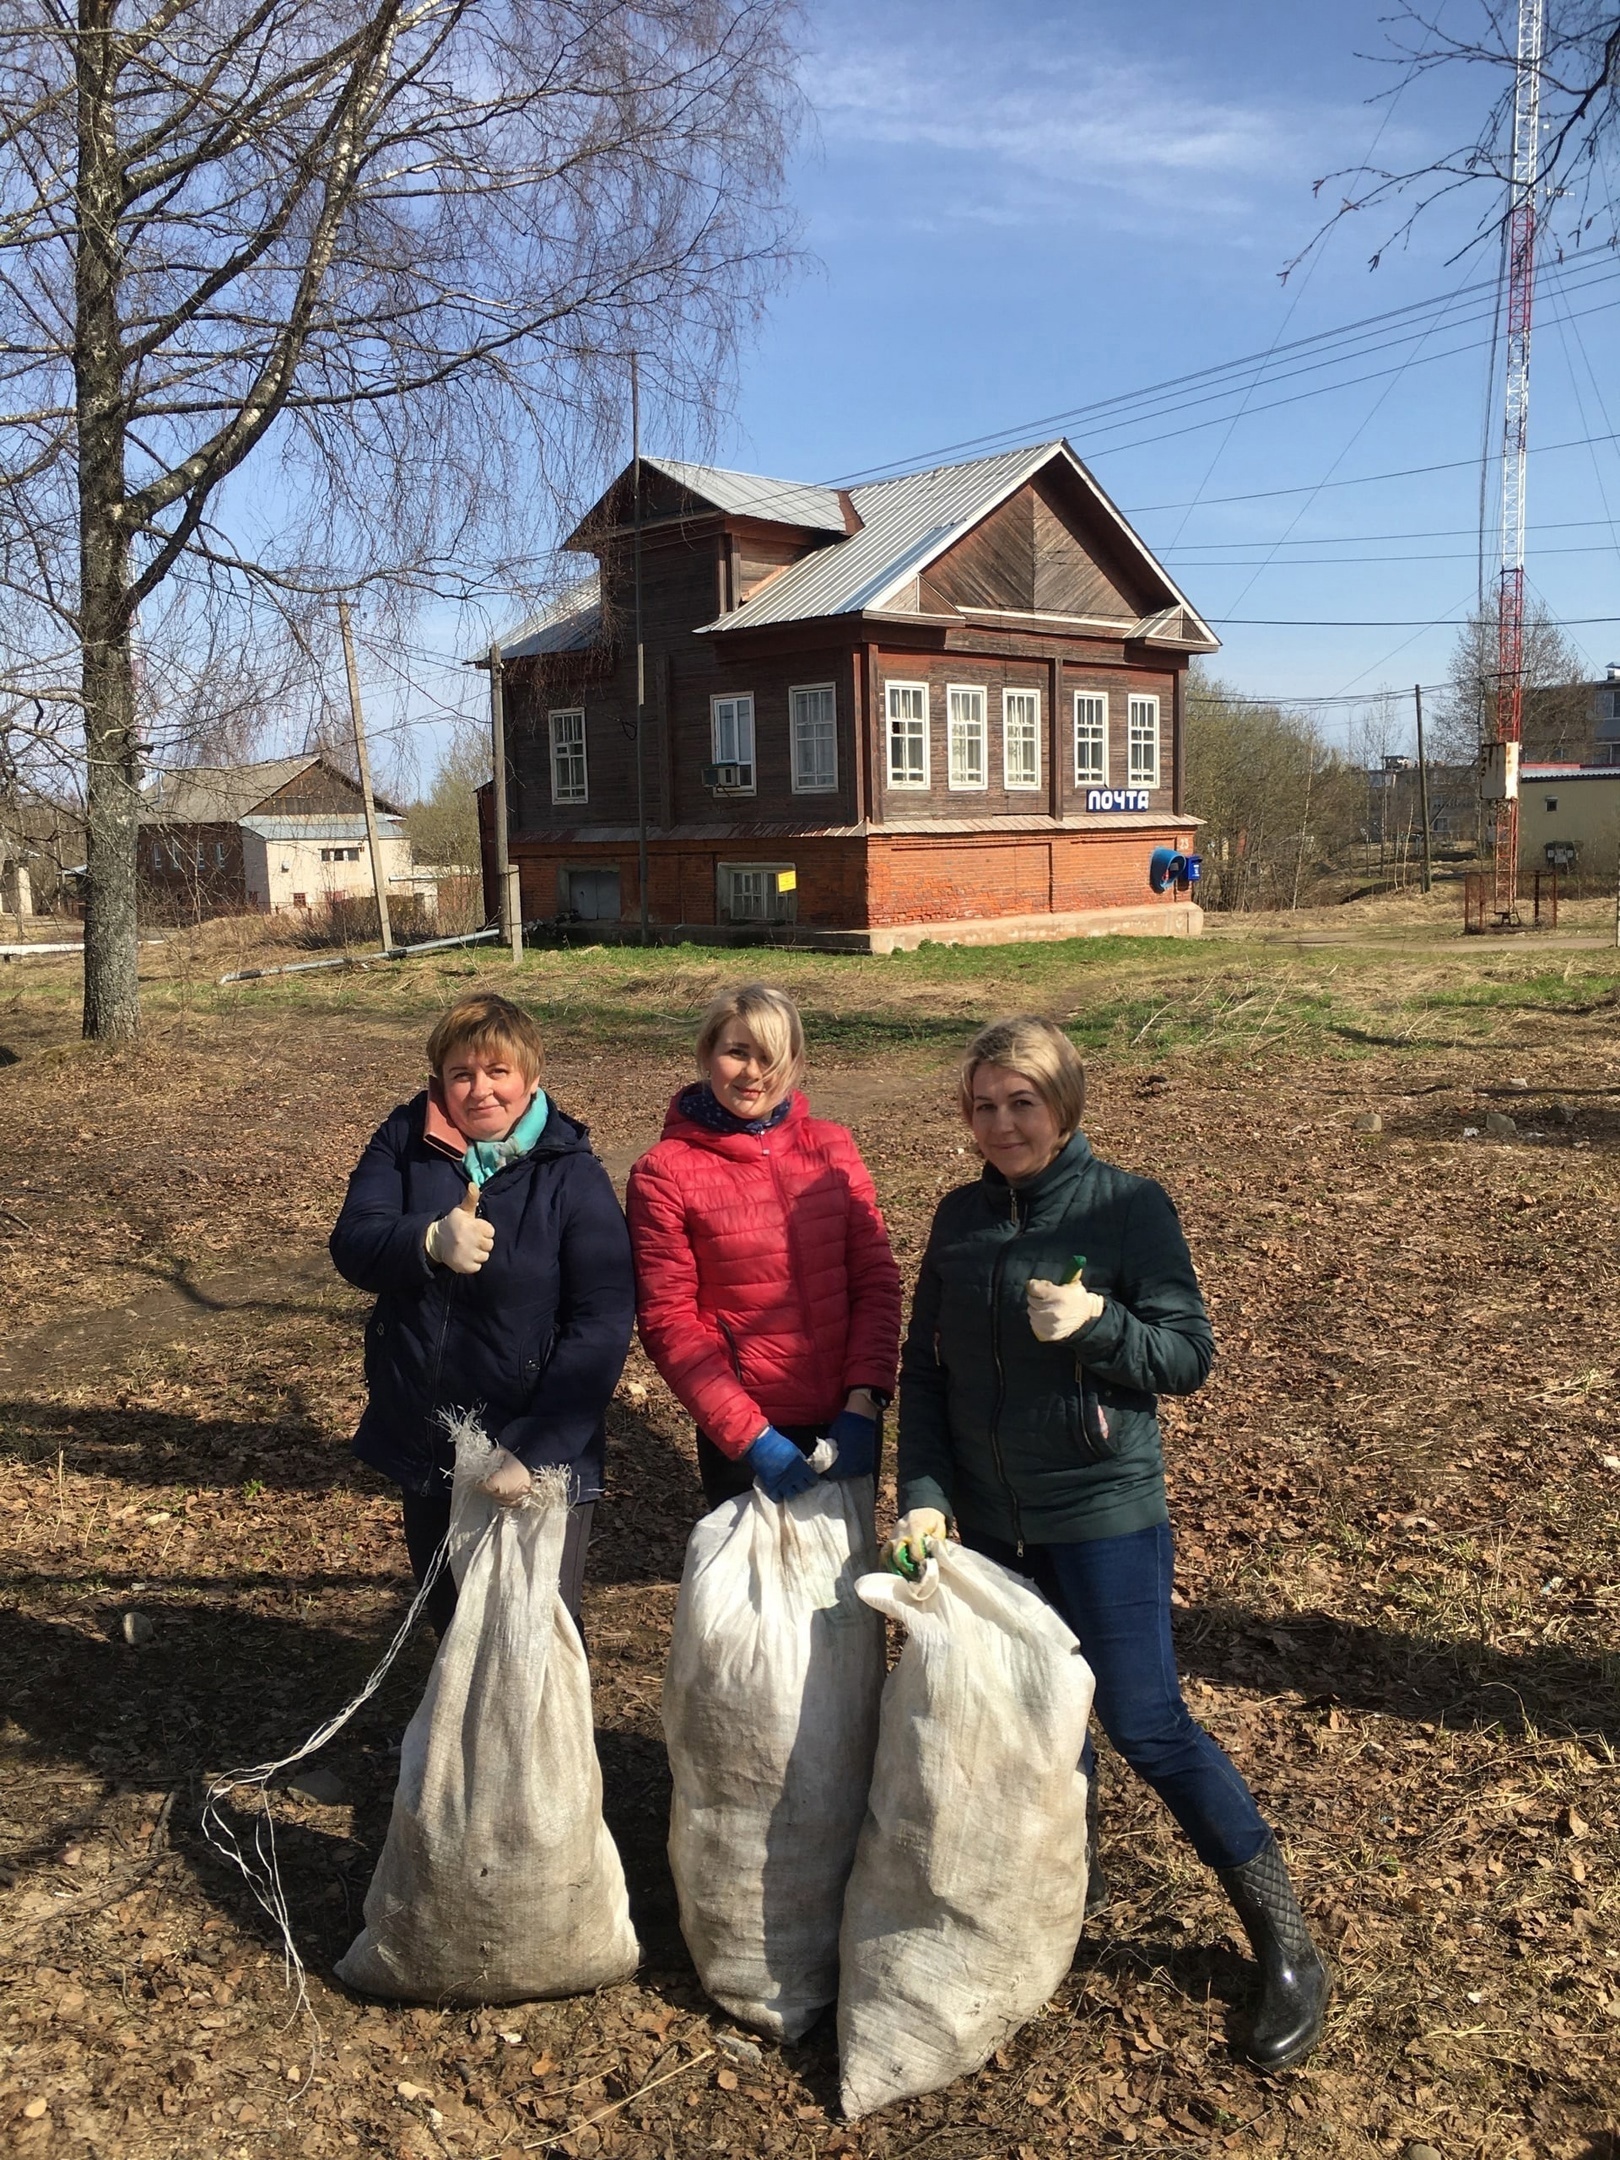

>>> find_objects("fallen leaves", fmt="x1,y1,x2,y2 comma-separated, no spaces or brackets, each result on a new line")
3,953,1620,2160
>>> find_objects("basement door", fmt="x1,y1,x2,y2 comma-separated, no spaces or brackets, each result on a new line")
567,867,621,921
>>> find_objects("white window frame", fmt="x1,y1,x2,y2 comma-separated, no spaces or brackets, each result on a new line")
1073,691,1108,786
1002,686,1042,791
711,693,756,794
789,683,837,794
946,684,987,792
1128,695,1161,787
718,860,797,924
885,681,931,789
548,707,589,805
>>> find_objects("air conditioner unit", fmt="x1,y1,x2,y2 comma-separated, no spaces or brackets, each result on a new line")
702,761,745,792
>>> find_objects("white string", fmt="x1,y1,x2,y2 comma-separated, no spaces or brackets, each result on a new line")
197,1413,513,2081
198,1533,456,2065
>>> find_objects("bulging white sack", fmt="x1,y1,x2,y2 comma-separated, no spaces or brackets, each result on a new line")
837,1542,1096,2119
663,1476,884,2040
335,1436,639,2004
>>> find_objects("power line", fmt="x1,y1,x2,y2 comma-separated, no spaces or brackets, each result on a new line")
828,254,1620,484
1158,512,1620,550
1172,540,1620,567
1127,425,1620,513
1212,611,1620,627
1193,685,1450,704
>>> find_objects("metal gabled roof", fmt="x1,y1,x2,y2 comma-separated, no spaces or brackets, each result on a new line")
695,438,1218,649
499,574,604,660
562,458,849,549
639,457,848,533
141,755,319,825
239,813,404,842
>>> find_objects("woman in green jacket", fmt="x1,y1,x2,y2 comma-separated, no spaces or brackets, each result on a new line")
894,1014,1327,2072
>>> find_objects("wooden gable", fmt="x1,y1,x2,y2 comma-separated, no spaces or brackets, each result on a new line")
918,475,1151,620
262,760,393,816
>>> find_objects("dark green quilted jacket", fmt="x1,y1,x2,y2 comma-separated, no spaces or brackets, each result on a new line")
898,1130,1214,1546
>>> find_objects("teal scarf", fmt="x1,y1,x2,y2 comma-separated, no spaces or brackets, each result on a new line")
464,1089,549,1187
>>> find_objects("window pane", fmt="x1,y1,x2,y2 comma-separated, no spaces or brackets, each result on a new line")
550,709,587,802
1074,693,1107,784
1004,689,1040,788
791,686,836,790
714,696,755,785
948,687,985,788
1128,696,1159,785
886,684,928,784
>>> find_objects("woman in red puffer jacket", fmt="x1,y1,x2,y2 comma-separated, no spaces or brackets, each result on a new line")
627,982,902,1511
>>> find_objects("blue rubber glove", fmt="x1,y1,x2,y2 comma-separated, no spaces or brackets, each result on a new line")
746,1426,819,1503
823,1409,877,1481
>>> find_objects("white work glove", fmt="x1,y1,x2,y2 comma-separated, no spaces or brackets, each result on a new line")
882,1506,949,1578
1026,1276,1105,1343
425,1181,494,1274
478,1446,533,1507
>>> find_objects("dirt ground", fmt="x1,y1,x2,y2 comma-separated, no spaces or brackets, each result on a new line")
2,922,1618,2160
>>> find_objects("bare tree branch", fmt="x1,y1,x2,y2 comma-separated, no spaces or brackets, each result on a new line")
0,0,804,1034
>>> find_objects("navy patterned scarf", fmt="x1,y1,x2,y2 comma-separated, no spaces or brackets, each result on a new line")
677,1081,794,1138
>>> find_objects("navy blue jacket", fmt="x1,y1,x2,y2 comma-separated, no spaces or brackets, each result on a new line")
329,1091,635,1498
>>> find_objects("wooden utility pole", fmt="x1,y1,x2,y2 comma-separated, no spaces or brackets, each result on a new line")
488,639,522,960
338,599,393,954
632,354,650,945
1414,683,1434,895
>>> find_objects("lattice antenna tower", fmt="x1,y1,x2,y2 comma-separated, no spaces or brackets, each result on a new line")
1488,0,1545,917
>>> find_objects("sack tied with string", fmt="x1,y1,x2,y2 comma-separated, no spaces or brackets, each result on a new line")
663,1469,884,2040
335,1428,639,2004
836,1541,1096,2120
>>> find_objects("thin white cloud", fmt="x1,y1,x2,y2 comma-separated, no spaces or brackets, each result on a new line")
800,14,1404,237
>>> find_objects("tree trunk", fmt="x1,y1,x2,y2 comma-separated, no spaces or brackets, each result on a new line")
76,0,139,1041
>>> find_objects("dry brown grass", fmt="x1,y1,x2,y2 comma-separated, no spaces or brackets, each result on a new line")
1,923,1618,2160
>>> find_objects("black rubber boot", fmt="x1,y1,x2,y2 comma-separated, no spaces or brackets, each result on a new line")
1084,1770,1109,1917
1217,1836,1330,2070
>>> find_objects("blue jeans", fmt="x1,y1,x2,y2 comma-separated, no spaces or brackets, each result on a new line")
962,1520,1270,1871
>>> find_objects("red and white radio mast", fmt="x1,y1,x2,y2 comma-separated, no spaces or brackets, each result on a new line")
1486,0,1545,919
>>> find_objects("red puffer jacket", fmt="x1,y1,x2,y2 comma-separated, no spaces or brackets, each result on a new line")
627,1091,902,1456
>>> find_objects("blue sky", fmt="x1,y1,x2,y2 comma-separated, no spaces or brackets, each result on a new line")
706,0,1620,743
376,0,1620,783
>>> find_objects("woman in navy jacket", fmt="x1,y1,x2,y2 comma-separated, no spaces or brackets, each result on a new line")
330,992,635,1635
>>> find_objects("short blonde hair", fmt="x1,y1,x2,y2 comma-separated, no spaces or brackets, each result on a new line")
426,993,545,1086
958,1015,1086,1137
696,982,805,1094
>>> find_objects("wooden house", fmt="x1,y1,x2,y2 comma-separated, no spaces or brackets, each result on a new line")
139,754,414,920
484,439,1217,948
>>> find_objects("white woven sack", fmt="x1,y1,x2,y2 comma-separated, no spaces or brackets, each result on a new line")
663,1475,884,2040
335,1434,639,2004
837,1542,1096,2119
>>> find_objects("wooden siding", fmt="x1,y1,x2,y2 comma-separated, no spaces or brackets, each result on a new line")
507,525,866,836
919,478,1146,621
869,647,1177,820
137,820,248,917
264,764,373,814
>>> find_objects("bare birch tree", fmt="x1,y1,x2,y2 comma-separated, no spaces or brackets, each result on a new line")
0,0,802,1036
1299,4,1620,266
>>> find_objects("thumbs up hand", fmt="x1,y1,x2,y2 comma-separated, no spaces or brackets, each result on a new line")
425,1181,495,1273
1026,1276,1105,1342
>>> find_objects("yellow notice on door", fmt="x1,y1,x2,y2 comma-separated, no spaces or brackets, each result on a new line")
775,868,797,893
